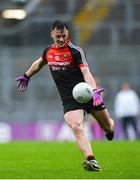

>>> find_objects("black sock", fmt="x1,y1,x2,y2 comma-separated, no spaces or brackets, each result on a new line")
87,155,95,161
106,131,114,140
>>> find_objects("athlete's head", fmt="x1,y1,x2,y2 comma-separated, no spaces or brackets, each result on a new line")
51,20,69,48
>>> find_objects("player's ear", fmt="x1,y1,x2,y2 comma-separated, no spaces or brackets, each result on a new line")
67,30,69,36
51,31,53,38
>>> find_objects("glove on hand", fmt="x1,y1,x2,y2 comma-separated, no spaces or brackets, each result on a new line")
16,74,29,91
92,88,104,106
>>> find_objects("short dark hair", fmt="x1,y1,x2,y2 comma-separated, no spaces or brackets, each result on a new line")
51,20,69,31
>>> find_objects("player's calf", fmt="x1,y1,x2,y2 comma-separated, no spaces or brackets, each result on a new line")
104,119,115,140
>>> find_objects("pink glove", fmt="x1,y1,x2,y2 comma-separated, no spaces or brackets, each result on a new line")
92,88,104,106
16,74,29,91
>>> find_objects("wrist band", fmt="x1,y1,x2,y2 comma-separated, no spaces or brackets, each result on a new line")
24,74,30,80
93,89,97,92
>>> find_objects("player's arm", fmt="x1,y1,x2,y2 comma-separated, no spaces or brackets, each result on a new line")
72,45,104,106
25,57,47,78
80,66,97,90
80,66,104,106
16,57,47,91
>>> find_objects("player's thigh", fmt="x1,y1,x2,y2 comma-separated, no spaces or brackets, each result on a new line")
64,109,84,128
90,108,114,129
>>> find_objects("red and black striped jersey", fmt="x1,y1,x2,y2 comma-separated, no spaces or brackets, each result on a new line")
41,41,89,103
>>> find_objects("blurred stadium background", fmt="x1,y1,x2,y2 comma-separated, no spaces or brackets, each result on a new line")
0,0,140,142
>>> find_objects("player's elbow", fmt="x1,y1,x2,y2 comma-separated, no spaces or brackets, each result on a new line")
33,61,42,72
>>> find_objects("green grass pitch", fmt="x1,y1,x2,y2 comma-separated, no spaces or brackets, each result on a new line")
0,141,140,179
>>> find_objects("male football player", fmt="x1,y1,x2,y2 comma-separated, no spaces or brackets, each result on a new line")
16,20,114,171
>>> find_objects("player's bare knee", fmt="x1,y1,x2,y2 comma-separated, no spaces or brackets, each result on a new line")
71,122,83,133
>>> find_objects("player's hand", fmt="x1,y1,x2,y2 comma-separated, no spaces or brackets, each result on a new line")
92,88,104,106
16,74,29,91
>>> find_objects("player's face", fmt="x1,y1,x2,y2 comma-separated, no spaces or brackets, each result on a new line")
51,28,69,48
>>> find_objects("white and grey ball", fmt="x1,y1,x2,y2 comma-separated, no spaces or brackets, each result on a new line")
72,82,93,104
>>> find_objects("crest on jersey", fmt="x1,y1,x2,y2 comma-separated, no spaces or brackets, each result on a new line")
64,54,67,60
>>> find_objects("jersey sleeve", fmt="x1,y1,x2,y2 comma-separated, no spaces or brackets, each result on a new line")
68,44,88,67
76,48,88,67
41,47,50,63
